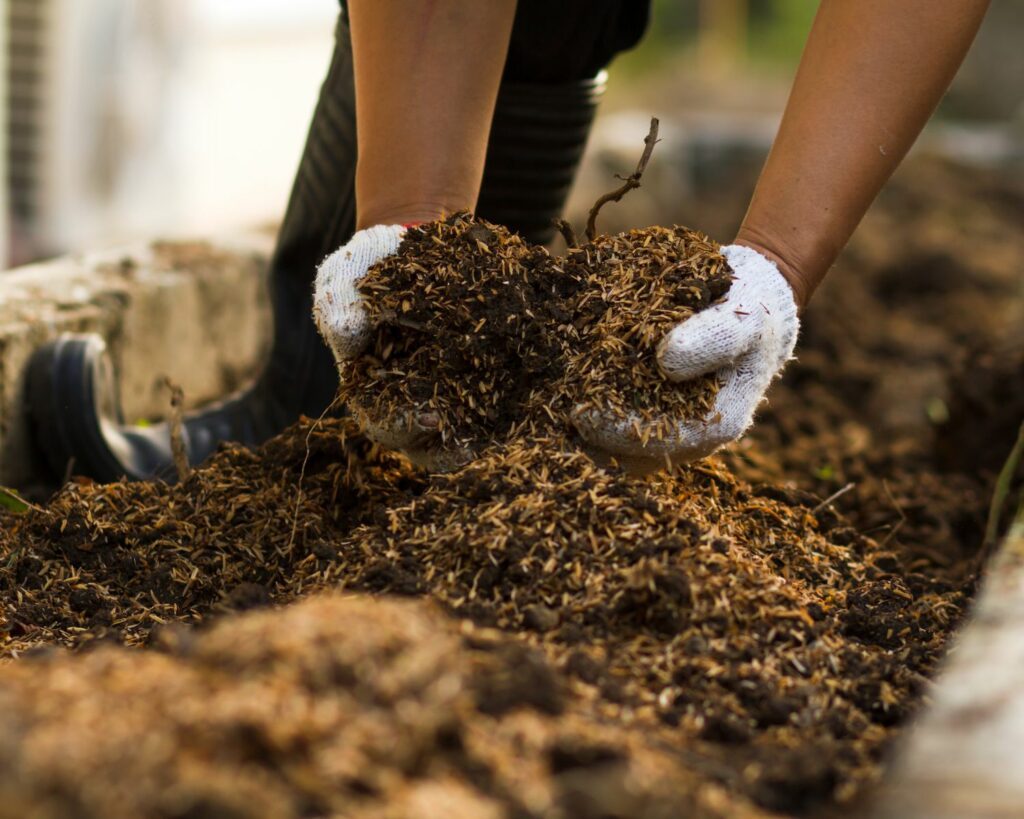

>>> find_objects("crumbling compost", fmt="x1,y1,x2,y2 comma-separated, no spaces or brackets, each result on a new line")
0,157,1021,818
346,213,731,457
342,213,578,454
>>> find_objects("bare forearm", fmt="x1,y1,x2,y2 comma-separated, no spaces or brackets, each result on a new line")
736,0,989,306
349,0,517,229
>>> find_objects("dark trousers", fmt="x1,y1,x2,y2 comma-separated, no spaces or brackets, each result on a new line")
263,6,647,419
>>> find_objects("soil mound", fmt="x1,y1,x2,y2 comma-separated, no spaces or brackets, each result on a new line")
0,157,1020,817
0,596,764,819
0,414,969,816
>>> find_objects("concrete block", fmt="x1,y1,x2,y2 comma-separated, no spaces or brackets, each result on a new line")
0,232,273,489
874,515,1024,818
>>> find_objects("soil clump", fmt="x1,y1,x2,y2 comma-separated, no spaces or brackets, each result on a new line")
345,213,731,456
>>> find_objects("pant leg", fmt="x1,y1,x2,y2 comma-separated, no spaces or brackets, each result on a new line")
259,15,359,419
481,1,651,243
270,15,358,300
269,1,650,313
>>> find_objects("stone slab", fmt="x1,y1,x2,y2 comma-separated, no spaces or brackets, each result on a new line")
874,512,1024,818
0,232,272,489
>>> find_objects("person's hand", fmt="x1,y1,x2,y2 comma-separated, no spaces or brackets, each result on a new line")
313,224,452,468
573,244,800,471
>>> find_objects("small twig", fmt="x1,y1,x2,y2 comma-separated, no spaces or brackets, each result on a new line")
984,419,1024,554
553,218,578,249
0,486,43,514
287,396,341,554
585,116,661,241
880,479,907,547
163,378,191,483
812,482,855,513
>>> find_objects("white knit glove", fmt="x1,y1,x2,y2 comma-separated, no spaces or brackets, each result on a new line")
573,244,799,470
313,224,405,361
313,224,448,467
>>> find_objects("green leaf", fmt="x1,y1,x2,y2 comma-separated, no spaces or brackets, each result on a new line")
0,487,30,514
985,420,1024,552
814,464,835,481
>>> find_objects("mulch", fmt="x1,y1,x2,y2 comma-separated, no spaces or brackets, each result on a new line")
0,157,1021,818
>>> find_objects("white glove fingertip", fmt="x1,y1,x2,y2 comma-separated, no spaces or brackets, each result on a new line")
313,224,406,362
710,370,758,443
656,304,757,383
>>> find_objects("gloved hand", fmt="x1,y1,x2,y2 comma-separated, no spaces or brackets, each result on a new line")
313,224,449,468
573,244,800,471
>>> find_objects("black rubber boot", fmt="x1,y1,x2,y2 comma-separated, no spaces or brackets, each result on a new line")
27,16,361,484
26,23,605,484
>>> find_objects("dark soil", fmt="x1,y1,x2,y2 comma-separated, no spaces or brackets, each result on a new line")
727,157,1024,578
0,158,1021,818
558,226,732,439
345,213,731,457
0,418,967,818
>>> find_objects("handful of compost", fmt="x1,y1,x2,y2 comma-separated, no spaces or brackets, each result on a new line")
572,242,799,471
314,215,576,469
313,214,798,471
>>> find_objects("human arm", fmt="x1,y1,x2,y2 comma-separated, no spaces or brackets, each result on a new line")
736,0,990,307
314,1,517,466
349,0,518,229
578,0,990,469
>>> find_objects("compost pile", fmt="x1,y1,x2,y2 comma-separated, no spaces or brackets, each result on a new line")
0,418,966,818
344,213,730,456
0,157,1021,819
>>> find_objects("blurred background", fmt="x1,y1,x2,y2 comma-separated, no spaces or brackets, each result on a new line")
3,0,337,267
2,0,1023,268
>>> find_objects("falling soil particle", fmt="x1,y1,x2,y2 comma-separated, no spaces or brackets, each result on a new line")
0,157,1021,818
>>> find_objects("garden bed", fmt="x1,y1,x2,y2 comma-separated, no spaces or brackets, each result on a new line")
0,157,1021,819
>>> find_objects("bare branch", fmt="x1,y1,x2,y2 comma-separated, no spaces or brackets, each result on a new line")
163,377,191,483
585,117,660,241
553,218,578,249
